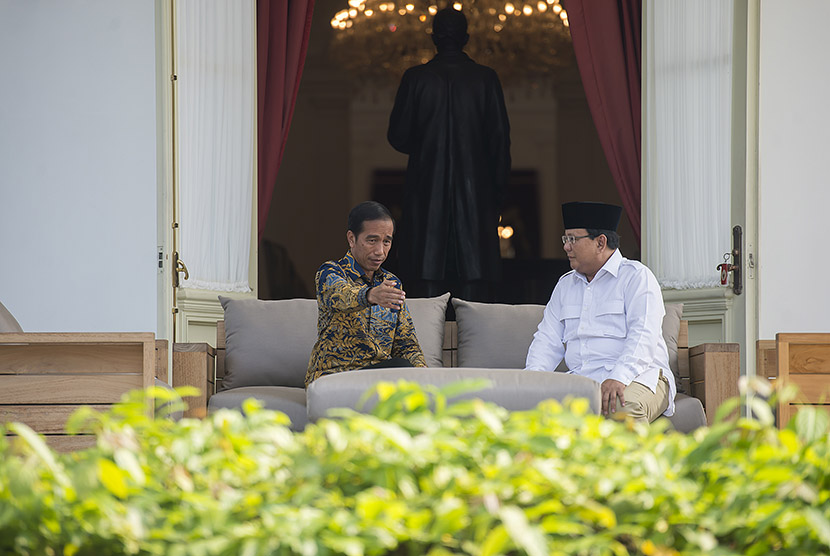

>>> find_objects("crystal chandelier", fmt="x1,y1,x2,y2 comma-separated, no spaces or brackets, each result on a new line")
329,0,573,86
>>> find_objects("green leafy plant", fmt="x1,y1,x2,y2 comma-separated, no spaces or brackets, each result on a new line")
1,380,828,555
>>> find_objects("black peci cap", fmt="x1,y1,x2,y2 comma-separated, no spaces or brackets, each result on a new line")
562,202,623,231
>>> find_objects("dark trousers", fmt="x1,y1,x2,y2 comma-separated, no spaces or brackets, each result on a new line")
361,358,414,370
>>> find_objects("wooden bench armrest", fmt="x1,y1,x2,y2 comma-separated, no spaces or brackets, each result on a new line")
172,342,216,419
0,332,159,451
689,342,740,425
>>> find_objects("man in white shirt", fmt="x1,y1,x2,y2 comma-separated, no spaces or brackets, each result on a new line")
525,202,676,423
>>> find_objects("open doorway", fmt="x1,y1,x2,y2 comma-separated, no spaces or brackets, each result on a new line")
259,0,637,302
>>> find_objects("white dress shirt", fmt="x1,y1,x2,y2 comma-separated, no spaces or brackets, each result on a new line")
525,249,676,417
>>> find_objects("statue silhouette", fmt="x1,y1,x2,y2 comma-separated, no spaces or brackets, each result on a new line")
388,8,511,302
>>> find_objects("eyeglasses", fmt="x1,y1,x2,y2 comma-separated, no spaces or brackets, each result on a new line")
562,234,591,245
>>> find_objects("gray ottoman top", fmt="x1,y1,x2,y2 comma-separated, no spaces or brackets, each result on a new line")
306,367,601,422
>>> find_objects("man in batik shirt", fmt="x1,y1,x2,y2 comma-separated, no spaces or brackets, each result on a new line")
305,201,426,386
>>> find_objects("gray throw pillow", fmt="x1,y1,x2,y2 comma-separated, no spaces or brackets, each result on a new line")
0,301,23,333
662,302,684,387
406,293,450,367
219,296,318,390
452,298,545,369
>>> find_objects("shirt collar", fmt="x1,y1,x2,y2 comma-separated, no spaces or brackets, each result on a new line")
600,249,623,278
340,251,385,284
573,249,623,283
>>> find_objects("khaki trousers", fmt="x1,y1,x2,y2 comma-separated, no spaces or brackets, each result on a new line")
613,371,671,424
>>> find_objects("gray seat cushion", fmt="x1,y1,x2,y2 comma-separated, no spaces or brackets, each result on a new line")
664,393,707,433
306,367,602,422
208,386,308,431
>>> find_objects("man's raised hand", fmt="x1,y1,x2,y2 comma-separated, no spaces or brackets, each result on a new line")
367,279,406,310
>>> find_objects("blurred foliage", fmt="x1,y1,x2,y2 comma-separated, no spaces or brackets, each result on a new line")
1,379,829,555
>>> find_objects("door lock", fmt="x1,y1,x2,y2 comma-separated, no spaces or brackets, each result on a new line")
716,225,742,295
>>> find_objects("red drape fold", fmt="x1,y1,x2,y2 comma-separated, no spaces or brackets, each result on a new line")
257,0,315,240
563,0,642,242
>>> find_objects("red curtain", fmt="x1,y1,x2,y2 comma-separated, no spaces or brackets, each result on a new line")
563,0,642,242
257,0,315,240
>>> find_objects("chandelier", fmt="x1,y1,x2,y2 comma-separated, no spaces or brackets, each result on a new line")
329,0,573,86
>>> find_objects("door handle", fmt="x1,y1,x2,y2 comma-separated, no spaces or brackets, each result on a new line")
717,226,742,295
172,251,189,288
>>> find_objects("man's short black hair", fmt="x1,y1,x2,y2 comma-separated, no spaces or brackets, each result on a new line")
348,201,395,236
586,228,620,250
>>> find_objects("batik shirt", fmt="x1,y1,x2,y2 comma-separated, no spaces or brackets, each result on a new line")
305,252,426,386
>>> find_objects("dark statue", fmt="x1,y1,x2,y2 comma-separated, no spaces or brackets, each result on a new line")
387,8,511,302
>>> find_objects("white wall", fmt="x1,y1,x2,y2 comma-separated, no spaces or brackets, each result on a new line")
0,1,158,333
757,0,830,338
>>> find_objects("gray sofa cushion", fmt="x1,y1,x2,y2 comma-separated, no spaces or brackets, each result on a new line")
662,302,684,389
452,299,545,368
219,297,318,390
405,293,450,367
306,367,602,422
664,393,706,433
208,385,308,432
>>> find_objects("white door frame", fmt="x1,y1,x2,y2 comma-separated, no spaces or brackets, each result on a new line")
155,0,258,351
641,0,760,380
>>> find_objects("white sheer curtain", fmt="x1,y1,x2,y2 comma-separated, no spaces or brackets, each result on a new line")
176,0,254,292
644,0,733,289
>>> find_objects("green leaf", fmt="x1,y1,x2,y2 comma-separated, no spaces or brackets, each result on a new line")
114,448,146,486
499,506,548,556
794,406,830,442
97,458,129,499
474,400,504,435
805,508,830,546
480,524,510,556
713,396,741,424
8,422,71,489
64,405,102,435
746,396,775,427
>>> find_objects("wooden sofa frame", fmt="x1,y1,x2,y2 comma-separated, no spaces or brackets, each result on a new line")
0,319,743,450
212,319,740,425
757,334,830,428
